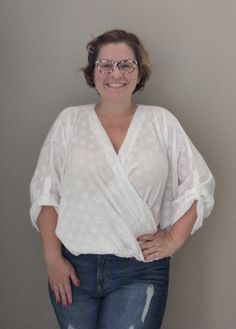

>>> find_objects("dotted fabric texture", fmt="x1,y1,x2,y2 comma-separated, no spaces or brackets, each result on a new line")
30,104,215,261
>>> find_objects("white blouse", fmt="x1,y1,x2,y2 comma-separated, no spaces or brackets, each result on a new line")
30,104,215,261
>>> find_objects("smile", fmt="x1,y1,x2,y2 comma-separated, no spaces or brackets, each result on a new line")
106,83,126,88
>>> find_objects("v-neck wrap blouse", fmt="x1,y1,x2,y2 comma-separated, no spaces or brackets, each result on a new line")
30,104,215,261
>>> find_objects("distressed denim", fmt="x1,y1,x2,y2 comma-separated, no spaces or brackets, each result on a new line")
49,245,170,329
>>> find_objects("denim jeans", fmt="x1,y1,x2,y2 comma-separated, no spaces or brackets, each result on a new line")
49,246,170,329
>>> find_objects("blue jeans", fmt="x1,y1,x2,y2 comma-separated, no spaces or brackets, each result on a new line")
49,246,170,329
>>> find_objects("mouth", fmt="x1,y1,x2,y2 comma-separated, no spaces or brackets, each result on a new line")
106,83,126,88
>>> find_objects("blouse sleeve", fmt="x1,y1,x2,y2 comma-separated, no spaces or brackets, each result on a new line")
29,108,73,231
159,109,216,234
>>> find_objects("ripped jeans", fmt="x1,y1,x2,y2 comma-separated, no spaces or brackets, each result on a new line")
49,246,170,329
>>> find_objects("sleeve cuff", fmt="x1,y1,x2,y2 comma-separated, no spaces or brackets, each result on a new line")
30,194,60,231
166,191,209,235
190,196,204,234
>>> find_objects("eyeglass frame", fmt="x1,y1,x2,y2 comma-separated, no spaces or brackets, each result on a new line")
95,59,138,74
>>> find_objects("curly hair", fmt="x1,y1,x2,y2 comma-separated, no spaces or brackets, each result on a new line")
81,29,152,93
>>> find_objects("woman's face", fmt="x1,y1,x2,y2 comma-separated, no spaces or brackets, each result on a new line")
93,42,139,104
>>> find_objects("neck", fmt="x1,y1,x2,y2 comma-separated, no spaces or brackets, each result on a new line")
95,99,136,118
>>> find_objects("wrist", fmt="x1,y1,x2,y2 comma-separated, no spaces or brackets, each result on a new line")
168,229,188,250
45,254,63,265
168,201,198,250
44,247,63,264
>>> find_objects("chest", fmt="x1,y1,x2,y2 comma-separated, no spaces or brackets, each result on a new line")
98,117,133,154
65,109,169,193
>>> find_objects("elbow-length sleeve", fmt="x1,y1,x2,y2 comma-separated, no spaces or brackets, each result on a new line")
159,109,215,234
30,108,73,231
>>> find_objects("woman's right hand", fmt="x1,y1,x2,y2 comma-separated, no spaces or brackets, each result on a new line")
46,255,80,307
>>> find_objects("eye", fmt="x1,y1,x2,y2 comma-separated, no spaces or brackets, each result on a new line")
101,63,112,69
119,61,136,72
120,63,132,69
99,61,113,71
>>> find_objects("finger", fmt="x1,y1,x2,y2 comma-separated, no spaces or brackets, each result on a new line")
58,284,68,307
144,251,163,261
70,268,80,287
142,245,160,256
139,241,157,251
64,281,73,305
49,280,54,291
137,234,155,241
53,285,61,304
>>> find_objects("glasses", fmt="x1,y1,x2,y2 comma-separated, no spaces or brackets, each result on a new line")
95,59,138,74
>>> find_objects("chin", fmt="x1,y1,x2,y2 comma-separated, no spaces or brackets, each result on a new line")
105,93,130,102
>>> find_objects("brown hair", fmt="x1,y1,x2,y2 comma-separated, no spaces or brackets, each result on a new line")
81,29,152,93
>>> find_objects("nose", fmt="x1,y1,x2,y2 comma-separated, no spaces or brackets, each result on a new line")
110,64,123,78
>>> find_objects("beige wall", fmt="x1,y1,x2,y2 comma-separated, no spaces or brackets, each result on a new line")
1,0,235,328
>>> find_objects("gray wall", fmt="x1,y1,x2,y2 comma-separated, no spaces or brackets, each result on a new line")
1,1,235,328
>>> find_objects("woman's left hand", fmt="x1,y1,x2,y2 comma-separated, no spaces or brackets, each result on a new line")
137,229,180,261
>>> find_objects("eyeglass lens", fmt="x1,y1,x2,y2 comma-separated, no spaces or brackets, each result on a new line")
97,60,137,73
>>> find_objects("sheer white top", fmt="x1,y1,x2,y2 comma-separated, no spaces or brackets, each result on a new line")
30,104,215,261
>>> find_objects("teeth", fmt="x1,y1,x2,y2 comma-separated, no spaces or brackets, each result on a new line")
107,83,125,88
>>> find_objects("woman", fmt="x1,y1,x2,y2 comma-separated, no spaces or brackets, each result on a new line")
30,29,215,329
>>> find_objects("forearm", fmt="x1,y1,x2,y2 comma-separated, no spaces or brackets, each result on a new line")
169,200,198,248
138,201,198,260
37,206,62,263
